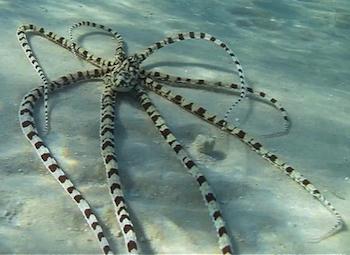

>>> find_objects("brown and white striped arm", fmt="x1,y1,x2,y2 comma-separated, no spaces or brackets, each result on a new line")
136,32,248,124
69,21,126,64
100,85,139,254
134,85,233,255
17,24,113,132
19,68,115,255
143,78,344,240
17,24,113,70
146,70,291,134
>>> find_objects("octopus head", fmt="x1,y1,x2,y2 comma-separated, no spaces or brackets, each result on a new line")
104,70,138,92
104,56,141,92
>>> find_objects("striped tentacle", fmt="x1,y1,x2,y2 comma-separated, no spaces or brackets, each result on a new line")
19,68,113,255
17,24,112,132
146,70,290,134
136,32,248,124
69,21,126,65
17,25,51,133
144,78,344,239
100,85,139,254
17,24,112,69
133,85,233,255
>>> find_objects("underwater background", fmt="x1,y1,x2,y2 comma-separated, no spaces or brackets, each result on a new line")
0,0,349,253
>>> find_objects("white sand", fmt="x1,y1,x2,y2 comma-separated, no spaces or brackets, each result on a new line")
0,0,349,253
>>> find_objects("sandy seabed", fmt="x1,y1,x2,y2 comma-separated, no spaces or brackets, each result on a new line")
0,0,349,254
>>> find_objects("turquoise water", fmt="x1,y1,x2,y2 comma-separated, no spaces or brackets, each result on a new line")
0,0,349,253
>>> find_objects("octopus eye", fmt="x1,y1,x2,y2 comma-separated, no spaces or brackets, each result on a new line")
103,75,113,85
